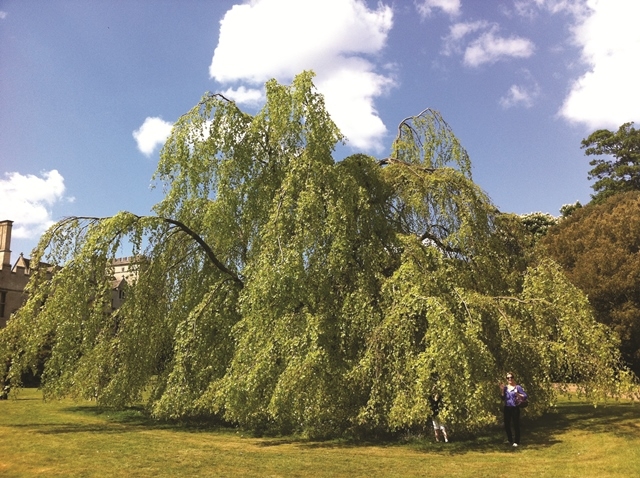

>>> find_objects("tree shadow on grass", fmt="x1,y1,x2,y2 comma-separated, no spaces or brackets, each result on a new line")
58,404,237,434
436,400,640,455
9,398,638,449
250,411,557,453
550,400,640,440
7,422,125,434
2,399,236,436
255,400,640,455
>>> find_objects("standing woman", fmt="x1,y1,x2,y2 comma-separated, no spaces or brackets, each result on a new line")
500,372,527,447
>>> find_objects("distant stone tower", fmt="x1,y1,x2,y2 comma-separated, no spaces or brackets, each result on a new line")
0,220,12,267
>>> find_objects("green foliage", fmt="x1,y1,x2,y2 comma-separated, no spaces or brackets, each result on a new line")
582,122,640,204
519,212,558,240
559,201,582,218
0,72,632,439
541,191,640,376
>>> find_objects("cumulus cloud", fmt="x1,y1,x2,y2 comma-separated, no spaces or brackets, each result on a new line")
0,170,71,239
415,0,461,18
221,86,265,106
133,117,173,156
441,20,489,56
464,28,535,67
314,61,392,150
514,0,584,18
443,22,535,67
500,84,539,109
209,0,394,152
559,0,640,128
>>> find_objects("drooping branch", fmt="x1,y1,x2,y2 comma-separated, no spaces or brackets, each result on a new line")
390,107,472,176
158,216,243,288
45,215,244,289
377,156,436,173
394,107,446,151
418,227,461,255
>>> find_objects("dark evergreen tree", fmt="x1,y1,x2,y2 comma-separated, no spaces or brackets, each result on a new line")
583,122,640,204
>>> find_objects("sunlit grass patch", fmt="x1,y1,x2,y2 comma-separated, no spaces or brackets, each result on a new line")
1,388,639,477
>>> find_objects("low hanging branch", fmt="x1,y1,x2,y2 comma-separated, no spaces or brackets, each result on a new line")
418,228,461,255
157,216,244,288
377,156,436,173
46,214,244,289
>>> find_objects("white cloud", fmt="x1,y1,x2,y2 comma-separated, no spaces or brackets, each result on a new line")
133,117,173,156
500,84,539,108
0,11,7,19
464,27,535,67
559,0,640,129
514,0,585,18
315,60,393,150
442,22,535,67
442,20,489,55
209,0,394,152
415,0,461,18
221,86,265,106
0,170,71,239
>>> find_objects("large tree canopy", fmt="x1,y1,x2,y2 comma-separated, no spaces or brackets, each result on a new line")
583,122,640,204
1,72,633,438
541,191,640,376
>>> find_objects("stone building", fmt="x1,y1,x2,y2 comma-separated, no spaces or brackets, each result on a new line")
110,256,140,283
0,220,41,328
0,220,133,327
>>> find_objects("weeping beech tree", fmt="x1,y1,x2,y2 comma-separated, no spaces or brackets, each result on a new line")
0,72,633,438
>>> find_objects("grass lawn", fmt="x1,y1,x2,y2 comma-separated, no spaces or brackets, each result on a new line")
1,388,639,477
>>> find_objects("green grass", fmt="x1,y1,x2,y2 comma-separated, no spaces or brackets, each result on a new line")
1,388,639,477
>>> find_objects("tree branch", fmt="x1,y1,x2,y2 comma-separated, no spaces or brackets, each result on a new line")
159,216,243,288
49,215,244,289
377,156,436,173
418,229,461,255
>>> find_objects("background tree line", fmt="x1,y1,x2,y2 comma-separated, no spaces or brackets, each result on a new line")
536,122,640,376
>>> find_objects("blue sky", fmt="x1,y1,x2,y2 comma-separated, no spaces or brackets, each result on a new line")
2,0,639,258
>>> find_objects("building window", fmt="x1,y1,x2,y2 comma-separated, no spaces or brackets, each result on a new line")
0,290,6,318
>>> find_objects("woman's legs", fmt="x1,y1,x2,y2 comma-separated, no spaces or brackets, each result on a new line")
512,407,521,444
503,406,521,445
503,407,513,443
